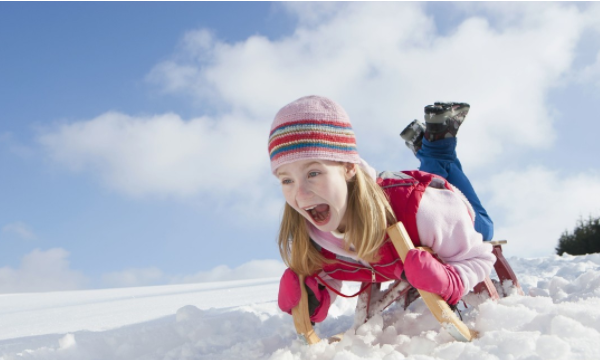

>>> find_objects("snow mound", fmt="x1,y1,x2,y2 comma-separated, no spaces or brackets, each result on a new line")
0,254,599,359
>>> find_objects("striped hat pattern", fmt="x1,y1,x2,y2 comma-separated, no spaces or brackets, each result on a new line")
268,96,362,174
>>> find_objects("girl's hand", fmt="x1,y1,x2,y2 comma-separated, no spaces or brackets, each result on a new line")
403,248,465,305
278,268,331,323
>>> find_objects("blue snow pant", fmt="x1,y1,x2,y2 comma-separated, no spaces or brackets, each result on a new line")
417,137,494,241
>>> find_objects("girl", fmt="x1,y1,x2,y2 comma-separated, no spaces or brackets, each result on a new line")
269,95,495,323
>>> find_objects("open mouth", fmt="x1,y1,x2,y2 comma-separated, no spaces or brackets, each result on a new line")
304,204,331,225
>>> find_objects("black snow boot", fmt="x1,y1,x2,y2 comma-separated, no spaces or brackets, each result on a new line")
400,119,425,155
424,102,470,142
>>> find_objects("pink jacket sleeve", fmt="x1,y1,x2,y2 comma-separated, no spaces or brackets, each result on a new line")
416,185,495,295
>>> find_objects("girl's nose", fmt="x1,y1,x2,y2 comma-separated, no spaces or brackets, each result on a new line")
295,181,312,200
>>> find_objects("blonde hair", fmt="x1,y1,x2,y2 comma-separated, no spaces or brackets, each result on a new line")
277,165,397,276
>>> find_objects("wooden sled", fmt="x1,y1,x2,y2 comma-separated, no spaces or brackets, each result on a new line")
473,240,525,298
292,221,522,344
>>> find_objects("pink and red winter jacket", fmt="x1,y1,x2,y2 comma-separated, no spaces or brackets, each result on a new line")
307,170,495,301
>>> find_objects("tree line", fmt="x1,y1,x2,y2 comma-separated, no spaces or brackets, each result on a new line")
556,216,600,256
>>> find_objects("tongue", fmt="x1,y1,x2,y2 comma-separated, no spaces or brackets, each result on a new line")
311,204,330,223
315,204,329,213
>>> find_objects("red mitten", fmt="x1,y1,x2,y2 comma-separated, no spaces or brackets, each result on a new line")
278,268,331,323
403,248,465,305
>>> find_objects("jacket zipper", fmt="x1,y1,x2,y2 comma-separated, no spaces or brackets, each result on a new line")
381,181,417,189
324,257,402,282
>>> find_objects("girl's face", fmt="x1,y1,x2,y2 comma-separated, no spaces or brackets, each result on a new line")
277,159,356,233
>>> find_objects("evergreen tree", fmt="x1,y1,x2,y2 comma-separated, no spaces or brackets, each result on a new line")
556,216,600,255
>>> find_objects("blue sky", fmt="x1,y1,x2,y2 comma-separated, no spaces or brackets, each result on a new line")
1,2,600,293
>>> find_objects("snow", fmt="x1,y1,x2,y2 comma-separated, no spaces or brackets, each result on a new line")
0,254,599,359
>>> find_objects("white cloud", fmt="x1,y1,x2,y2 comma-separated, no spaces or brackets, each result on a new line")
0,252,283,292
2,222,36,240
0,248,88,294
483,167,600,258
171,259,285,284
101,267,166,288
147,2,589,171
98,260,286,288
577,50,600,89
38,111,270,199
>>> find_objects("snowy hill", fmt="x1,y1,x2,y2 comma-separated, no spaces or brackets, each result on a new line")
0,254,599,360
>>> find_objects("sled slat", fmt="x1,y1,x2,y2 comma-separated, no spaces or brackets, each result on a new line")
387,222,478,342
291,274,322,345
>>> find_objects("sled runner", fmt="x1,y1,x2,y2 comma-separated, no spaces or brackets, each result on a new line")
292,222,523,344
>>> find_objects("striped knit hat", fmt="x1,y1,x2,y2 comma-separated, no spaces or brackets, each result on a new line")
268,95,362,174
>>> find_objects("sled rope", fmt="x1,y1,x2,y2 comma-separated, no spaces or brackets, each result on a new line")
315,274,372,298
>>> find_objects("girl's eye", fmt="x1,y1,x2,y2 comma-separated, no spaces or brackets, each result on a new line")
308,171,320,178
281,179,292,185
